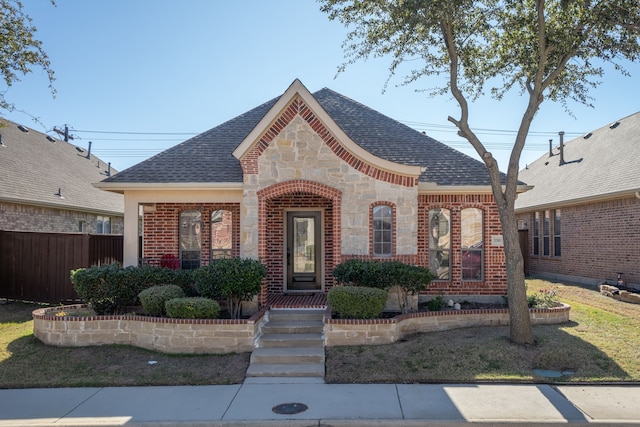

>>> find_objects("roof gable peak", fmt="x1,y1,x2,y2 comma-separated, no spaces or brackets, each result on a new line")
232,79,422,178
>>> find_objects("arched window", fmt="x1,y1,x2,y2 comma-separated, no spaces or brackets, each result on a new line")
211,209,233,259
179,210,201,269
372,204,393,257
461,208,483,280
429,208,451,280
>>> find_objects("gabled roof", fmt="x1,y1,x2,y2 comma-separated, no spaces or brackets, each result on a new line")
0,119,123,216
515,111,640,211
98,80,504,189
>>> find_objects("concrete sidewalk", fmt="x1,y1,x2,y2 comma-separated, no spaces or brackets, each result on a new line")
1,379,639,426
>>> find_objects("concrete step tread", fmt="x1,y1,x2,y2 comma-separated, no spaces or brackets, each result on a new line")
246,363,325,377
268,309,325,321
264,320,324,327
259,333,323,341
252,347,325,357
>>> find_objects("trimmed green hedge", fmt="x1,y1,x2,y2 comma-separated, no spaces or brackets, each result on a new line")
138,285,185,317
71,264,197,314
165,297,220,319
327,286,388,319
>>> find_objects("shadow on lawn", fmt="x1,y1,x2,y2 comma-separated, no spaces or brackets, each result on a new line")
325,321,633,383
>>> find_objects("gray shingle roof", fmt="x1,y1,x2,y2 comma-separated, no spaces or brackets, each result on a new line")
515,111,640,211
102,86,501,186
0,119,123,215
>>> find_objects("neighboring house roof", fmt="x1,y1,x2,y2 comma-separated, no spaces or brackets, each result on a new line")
0,119,124,216
515,111,640,212
98,80,505,188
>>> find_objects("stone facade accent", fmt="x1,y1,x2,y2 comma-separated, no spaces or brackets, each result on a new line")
0,201,123,234
32,305,264,354
325,304,571,346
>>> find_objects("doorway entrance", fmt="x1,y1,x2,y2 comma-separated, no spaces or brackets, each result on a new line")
286,211,322,292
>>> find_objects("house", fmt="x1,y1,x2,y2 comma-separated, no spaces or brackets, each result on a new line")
0,119,124,234
96,79,526,303
515,111,640,287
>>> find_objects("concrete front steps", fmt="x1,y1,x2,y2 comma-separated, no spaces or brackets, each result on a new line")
246,309,325,379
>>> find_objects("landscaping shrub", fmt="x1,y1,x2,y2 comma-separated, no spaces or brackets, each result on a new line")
332,259,384,288
71,264,196,314
425,294,445,311
138,285,185,317
165,297,220,319
327,286,388,319
332,260,433,313
194,258,267,319
71,263,134,314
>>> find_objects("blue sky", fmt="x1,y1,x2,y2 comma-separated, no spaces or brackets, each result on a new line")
3,0,639,173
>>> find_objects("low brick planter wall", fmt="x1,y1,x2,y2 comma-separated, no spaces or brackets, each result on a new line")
325,304,571,346
32,305,266,354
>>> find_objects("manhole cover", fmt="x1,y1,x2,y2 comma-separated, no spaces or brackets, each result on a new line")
272,402,308,415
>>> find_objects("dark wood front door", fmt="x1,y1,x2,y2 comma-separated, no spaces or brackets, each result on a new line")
286,211,321,291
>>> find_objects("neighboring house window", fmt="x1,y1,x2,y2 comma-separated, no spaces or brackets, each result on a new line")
429,208,451,280
372,204,393,257
96,216,111,234
78,221,86,233
211,209,232,259
532,212,540,256
553,209,561,257
461,208,483,280
543,210,550,256
179,211,201,269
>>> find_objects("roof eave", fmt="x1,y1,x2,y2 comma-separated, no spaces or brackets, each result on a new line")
93,182,244,194
515,188,640,213
0,196,123,217
419,183,533,194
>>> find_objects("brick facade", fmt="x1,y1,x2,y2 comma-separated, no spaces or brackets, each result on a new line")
0,201,123,234
519,196,640,286
142,203,240,262
137,95,508,300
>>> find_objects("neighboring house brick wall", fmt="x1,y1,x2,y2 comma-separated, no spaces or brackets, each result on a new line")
519,196,640,285
142,202,240,262
0,201,123,234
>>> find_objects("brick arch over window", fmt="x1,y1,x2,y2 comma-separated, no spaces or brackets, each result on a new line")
257,180,342,293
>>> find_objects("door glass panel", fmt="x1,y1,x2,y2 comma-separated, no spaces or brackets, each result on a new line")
293,217,315,274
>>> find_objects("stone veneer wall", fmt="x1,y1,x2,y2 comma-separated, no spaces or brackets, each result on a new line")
32,305,265,354
0,201,123,234
240,97,419,260
33,304,569,352
325,304,571,346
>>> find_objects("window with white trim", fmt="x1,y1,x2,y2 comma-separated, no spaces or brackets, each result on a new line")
96,216,111,234
461,208,483,280
429,208,451,280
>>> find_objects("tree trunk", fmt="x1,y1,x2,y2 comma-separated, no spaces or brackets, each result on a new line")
498,204,535,345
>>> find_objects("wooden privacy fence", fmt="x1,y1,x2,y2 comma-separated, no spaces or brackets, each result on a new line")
0,231,123,303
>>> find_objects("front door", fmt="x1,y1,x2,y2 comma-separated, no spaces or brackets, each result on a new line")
286,211,321,291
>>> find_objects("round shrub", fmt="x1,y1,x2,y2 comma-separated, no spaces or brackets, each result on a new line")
165,297,220,319
327,286,388,319
138,285,185,317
